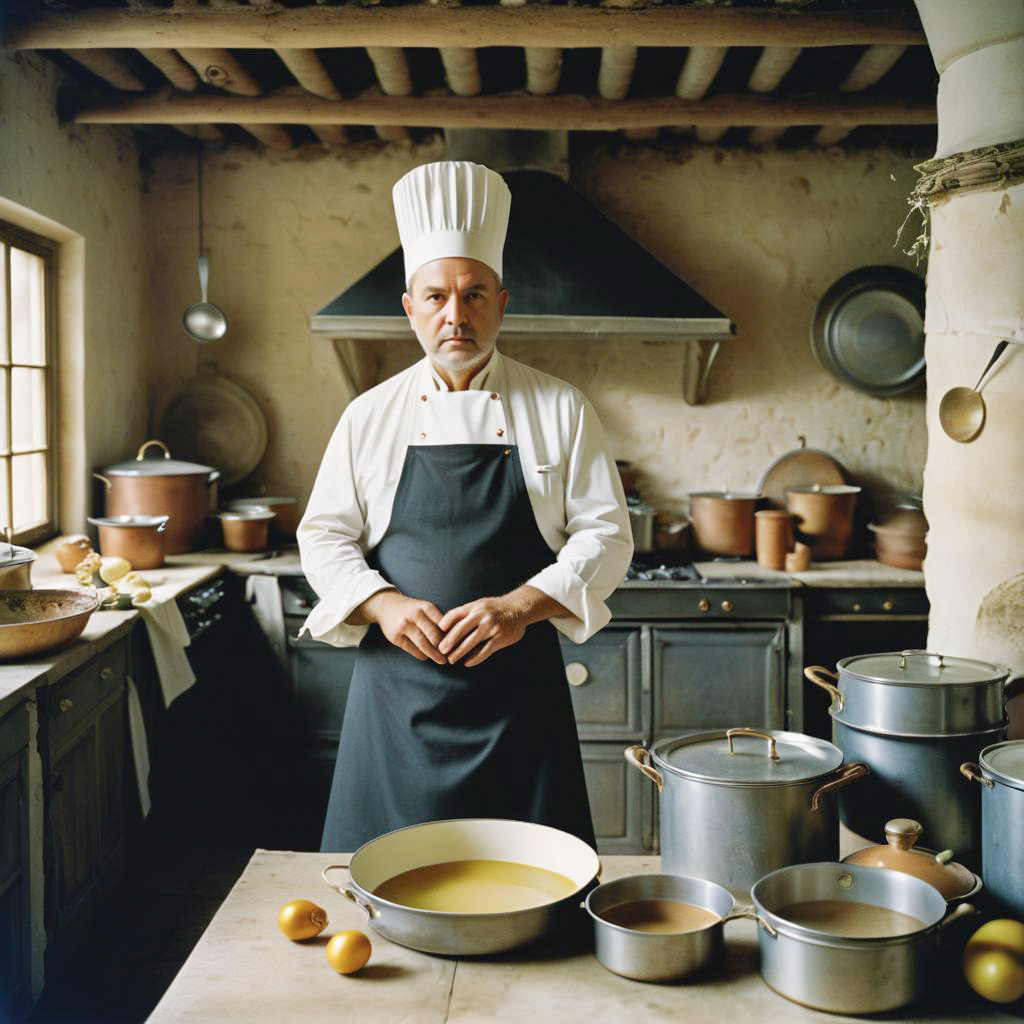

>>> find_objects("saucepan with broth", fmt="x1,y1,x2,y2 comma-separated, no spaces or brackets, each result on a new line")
750,862,973,1014
322,818,601,955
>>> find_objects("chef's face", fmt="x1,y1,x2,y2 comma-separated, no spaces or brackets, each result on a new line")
402,257,509,381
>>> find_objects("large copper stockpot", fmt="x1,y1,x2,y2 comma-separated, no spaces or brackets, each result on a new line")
95,440,220,554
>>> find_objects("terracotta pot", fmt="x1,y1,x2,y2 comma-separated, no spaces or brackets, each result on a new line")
755,510,794,570
785,485,861,560
87,515,169,570
688,492,760,557
95,440,219,555
216,509,274,552
869,524,927,570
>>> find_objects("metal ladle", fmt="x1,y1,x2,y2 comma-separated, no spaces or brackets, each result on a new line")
938,339,1009,443
182,147,227,343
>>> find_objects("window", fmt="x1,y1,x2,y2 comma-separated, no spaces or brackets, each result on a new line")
1,220,57,546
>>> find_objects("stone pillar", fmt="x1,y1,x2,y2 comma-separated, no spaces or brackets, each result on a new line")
912,1,1024,733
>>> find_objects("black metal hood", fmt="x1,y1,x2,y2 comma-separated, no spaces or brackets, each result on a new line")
309,169,734,341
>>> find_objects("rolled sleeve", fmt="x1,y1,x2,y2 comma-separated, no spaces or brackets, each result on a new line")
296,409,394,647
526,396,633,643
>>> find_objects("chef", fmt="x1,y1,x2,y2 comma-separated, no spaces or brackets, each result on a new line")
298,160,633,853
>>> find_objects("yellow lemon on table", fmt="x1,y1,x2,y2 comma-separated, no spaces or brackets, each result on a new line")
326,930,372,974
964,919,1024,1004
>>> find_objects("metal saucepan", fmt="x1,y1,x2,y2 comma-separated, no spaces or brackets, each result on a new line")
938,339,1009,443
322,818,601,956
752,862,974,1015
961,740,1024,919
584,872,774,982
0,540,35,590
626,728,868,895
627,502,656,553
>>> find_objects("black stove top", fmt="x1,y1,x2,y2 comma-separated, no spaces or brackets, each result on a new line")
625,558,706,582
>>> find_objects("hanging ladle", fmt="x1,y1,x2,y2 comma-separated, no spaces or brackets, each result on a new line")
182,147,227,343
938,339,1009,443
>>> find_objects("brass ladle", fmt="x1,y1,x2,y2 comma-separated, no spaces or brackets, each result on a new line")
938,339,1009,443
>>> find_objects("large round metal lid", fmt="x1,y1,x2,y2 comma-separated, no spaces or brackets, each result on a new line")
980,740,1024,791
652,729,843,786
1,543,36,569
838,651,1009,687
102,439,215,477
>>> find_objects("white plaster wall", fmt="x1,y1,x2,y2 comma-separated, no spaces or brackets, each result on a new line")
143,141,926,523
0,50,150,532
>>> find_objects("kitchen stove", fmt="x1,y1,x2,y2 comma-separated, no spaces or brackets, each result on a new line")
624,555,787,589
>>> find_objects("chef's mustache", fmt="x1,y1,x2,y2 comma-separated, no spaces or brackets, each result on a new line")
440,332,477,342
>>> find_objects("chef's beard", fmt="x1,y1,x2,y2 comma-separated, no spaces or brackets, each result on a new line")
425,333,497,377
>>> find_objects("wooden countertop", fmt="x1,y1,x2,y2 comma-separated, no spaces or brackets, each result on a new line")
148,851,1001,1024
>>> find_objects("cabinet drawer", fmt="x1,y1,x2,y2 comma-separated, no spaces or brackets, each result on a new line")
560,626,642,740
807,588,929,618
46,640,126,749
581,741,651,854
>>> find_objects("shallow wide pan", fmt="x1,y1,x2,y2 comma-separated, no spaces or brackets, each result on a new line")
323,818,601,956
0,589,100,660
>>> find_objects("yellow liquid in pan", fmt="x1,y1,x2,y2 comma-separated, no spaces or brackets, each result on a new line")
777,899,926,938
600,899,721,934
373,859,579,913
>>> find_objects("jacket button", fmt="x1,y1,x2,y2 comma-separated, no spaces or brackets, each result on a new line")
496,428,504,436
420,394,427,401
490,393,499,400
420,432,427,439
503,449,511,456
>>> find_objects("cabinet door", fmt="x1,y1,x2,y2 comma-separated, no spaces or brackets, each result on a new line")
580,741,652,854
652,625,785,738
559,627,643,741
96,691,128,869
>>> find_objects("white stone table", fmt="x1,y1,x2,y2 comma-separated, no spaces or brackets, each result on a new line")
147,851,1008,1024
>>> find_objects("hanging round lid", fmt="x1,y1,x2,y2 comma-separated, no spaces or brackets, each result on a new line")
651,728,843,786
1,544,36,569
102,439,216,478
838,651,1009,687
980,740,1024,792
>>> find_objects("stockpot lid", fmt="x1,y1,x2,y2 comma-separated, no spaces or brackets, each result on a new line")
1,543,36,569
837,650,1009,687
980,740,1024,792
652,728,843,786
102,439,216,478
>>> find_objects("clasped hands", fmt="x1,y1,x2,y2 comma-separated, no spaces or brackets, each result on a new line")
353,587,558,668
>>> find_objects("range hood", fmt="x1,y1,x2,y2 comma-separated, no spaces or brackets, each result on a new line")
310,168,733,342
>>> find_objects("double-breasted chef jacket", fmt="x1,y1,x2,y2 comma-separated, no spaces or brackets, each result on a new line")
297,348,634,851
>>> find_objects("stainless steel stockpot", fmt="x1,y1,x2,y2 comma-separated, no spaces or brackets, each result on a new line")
626,728,868,895
806,651,1019,736
322,818,601,956
584,873,774,982
751,862,969,1015
962,740,1024,919
0,543,34,590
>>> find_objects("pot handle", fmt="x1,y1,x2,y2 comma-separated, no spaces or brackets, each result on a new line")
804,666,844,712
1005,676,1024,704
93,472,112,490
727,727,779,761
136,439,171,461
722,909,778,938
207,470,221,485
938,903,977,931
810,762,870,812
321,864,380,920
959,762,993,788
624,745,663,792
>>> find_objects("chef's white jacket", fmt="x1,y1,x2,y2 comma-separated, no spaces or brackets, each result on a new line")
297,349,633,647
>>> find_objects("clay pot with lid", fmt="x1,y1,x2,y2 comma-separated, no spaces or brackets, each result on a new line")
95,440,220,554
842,818,981,902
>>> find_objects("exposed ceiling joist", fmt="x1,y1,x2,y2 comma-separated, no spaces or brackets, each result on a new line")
8,6,927,51
71,88,936,131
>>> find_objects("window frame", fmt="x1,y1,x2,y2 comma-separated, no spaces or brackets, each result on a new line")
1,218,59,547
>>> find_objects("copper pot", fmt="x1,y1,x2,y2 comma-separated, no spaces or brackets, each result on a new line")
227,496,301,537
216,509,274,552
688,492,760,557
95,440,220,555
87,515,169,570
785,484,861,560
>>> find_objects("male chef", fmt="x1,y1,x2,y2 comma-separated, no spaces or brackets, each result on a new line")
298,160,633,853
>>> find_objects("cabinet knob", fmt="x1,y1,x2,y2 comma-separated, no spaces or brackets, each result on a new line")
58,697,73,713
852,602,862,612
882,599,894,611
100,666,113,680
565,662,589,687
721,600,734,613
697,598,710,613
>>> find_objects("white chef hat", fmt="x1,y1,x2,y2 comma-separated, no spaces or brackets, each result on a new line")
393,161,511,284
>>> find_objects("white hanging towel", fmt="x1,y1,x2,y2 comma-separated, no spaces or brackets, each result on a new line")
125,675,152,818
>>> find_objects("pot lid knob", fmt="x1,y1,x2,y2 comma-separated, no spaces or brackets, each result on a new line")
884,818,923,851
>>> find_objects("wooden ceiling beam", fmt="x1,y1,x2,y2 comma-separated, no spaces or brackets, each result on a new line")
177,47,261,95
440,48,481,97
139,48,200,91
62,49,145,91
598,46,637,102
241,124,294,150
524,48,561,95
276,49,342,101
70,88,937,130
8,7,927,50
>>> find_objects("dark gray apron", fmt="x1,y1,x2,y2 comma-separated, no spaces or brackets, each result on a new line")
320,437,596,852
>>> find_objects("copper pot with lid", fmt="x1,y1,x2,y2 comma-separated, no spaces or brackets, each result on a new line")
842,818,981,902
95,440,220,555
